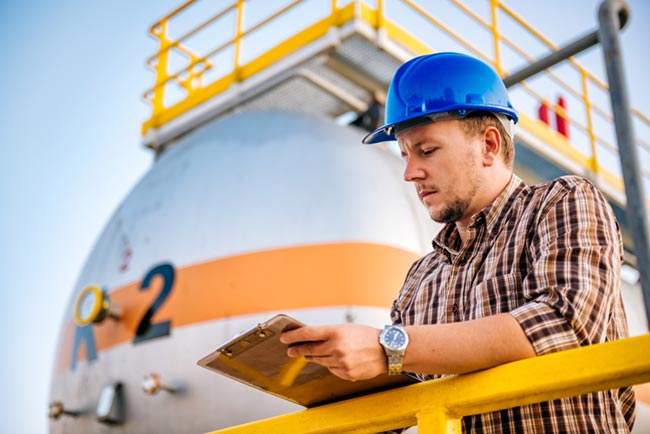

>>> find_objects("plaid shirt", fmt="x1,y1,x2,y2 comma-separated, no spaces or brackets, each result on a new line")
391,175,635,433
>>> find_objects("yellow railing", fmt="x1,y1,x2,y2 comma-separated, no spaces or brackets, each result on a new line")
487,0,649,189
142,0,340,133
142,0,649,204
208,333,650,433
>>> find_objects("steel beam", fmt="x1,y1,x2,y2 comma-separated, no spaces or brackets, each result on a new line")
502,4,628,88
597,0,650,323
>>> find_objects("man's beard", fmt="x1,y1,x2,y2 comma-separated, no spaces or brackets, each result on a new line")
429,175,479,224
431,194,472,224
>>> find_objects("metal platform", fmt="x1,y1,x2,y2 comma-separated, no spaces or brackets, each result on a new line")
140,0,649,255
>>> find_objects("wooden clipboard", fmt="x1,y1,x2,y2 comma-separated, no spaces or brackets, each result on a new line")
197,314,419,407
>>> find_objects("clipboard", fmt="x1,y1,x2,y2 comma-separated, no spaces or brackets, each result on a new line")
197,314,419,407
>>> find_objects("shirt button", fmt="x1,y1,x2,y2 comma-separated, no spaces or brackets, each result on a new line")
451,304,459,313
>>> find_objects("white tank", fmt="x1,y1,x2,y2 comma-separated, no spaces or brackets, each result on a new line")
49,109,439,433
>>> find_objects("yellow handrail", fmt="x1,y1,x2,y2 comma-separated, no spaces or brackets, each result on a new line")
208,333,650,433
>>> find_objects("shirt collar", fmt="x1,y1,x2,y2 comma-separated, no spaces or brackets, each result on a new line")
477,174,526,238
432,175,527,253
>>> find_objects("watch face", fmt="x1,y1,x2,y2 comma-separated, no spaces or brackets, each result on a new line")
383,327,407,350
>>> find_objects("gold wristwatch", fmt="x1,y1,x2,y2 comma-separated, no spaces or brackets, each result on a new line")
378,324,409,375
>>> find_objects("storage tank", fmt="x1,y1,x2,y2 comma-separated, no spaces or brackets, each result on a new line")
49,109,439,433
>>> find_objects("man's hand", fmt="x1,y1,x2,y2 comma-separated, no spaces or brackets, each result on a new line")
280,324,386,381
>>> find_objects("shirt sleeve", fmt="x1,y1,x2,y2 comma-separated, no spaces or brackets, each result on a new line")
510,177,624,356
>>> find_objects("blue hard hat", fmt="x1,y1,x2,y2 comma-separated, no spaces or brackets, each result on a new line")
363,52,518,144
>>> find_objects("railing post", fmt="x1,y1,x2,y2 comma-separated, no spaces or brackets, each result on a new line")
490,0,502,75
234,0,245,81
581,69,599,175
151,21,171,119
417,408,462,433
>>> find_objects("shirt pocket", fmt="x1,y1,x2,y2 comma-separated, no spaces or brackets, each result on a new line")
469,272,522,319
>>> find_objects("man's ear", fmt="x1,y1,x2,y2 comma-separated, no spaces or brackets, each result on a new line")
482,126,502,167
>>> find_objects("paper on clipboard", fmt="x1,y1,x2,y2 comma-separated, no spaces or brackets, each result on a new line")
197,314,419,407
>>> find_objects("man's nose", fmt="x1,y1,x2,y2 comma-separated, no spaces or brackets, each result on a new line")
403,157,425,182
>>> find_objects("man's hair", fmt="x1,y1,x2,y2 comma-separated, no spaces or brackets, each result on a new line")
460,112,515,167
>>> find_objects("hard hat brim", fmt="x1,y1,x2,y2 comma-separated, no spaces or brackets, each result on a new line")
362,125,394,144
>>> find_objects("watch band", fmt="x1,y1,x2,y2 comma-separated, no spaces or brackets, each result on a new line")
387,354,403,375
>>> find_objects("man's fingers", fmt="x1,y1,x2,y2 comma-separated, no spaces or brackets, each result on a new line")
281,325,333,345
287,340,328,357
281,324,385,382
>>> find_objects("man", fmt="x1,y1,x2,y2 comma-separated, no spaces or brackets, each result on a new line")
281,52,634,432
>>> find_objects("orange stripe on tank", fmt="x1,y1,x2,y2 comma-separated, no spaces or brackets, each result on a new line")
53,242,418,374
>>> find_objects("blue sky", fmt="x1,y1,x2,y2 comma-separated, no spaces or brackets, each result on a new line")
0,1,648,433
0,1,175,432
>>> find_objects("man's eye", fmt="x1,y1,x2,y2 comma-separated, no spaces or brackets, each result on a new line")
422,148,436,155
